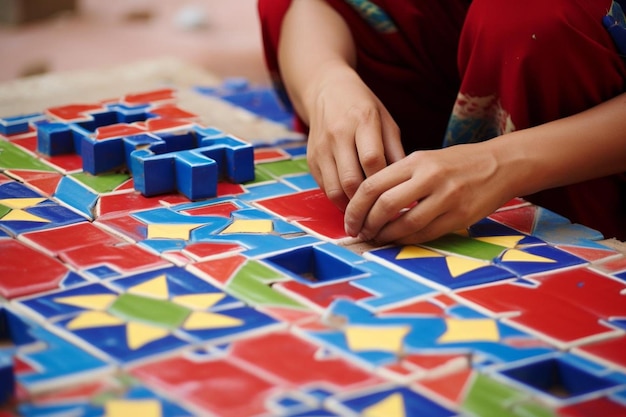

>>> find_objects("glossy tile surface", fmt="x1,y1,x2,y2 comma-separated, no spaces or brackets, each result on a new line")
1,85,625,417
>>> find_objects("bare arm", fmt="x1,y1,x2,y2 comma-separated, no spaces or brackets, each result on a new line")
501,92,626,195
345,92,626,244
278,0,405,210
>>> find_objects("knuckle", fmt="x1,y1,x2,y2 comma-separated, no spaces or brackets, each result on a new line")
326,188,347,205
376,192,396,213
358,178,379,199
360,151,385,172
340,174,362,196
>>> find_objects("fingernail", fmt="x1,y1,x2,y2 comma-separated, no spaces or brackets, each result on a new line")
344,222,355,237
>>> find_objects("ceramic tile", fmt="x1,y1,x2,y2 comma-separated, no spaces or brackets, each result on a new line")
328,385,456,417
0,181,87,236
2,82,626,415
256,188,352,242
195,78,296,129
300,298,553,372
3,308,111,395
456,267,626,348
494,353,626,408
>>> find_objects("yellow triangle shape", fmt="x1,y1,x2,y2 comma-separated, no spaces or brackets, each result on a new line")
0,198,47,209
183,311,243,330
129,275,169,299
54,294,117,310
105,399,162,417
126,322,170,350
501,249,557,263
147,223,199,240
396,245,442,260
475,235,523,248
363,393,406,417
66,311,125,330
446,256,488,278
438,318,500,343
172,293,225,310
2,208,50,223
345,326,410,353
221,219,274,234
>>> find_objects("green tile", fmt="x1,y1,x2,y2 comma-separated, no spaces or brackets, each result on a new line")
425,234,506,261
0,141,56,171
71,171,131,193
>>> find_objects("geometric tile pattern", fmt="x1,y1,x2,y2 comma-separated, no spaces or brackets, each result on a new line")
1,86,625,416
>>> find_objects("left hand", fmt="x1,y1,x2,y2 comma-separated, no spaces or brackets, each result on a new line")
343,141,515,244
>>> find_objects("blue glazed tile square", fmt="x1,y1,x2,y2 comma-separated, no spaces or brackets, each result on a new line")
495,244,586,276
330,385,455,417
366,245,515,291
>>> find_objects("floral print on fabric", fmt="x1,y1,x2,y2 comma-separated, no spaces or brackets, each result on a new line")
604,0,626,56
444,93,514,147
342,0,397,33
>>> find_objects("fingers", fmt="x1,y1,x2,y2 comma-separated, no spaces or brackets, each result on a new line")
307,143,351,211
381,113,405,164
376,191,456,244
344,161,419,238
354,113,387,178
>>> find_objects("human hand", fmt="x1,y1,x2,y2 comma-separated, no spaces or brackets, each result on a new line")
304,65,405,211
343,141,515,244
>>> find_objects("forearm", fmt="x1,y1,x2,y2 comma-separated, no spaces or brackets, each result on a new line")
489,92,626,199
278,0,357,125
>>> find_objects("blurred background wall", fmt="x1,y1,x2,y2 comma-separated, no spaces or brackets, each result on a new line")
0,0,269,83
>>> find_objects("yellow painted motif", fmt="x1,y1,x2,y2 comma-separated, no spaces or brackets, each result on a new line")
475,235,523,248
105,399,162,417
445,256,488,278
147,223,199,240
126,322,171,349
396,246,442,260
172,293,226,310
129,275,169,299
438,318,500,343
184,311,243,330
221,219,273,234
66,311,124,330
54,294,117,310
0,198,47,209
363,393,406,417
345,325,410,353
501,249,556,263
2,209,50,223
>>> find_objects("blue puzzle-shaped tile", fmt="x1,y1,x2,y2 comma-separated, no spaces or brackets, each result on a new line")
0,112,44,135
130,132,254,199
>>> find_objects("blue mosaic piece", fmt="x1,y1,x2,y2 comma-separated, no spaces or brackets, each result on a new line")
331,385,455,417
306,299,553,368
0,112,43,135
53,176,99,220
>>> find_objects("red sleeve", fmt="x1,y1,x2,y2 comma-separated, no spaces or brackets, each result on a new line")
257,0,309,133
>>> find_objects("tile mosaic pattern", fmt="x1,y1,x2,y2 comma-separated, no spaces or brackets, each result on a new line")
1,85,626,416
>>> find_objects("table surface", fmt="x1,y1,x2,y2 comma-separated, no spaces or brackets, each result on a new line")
1,59,626,417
